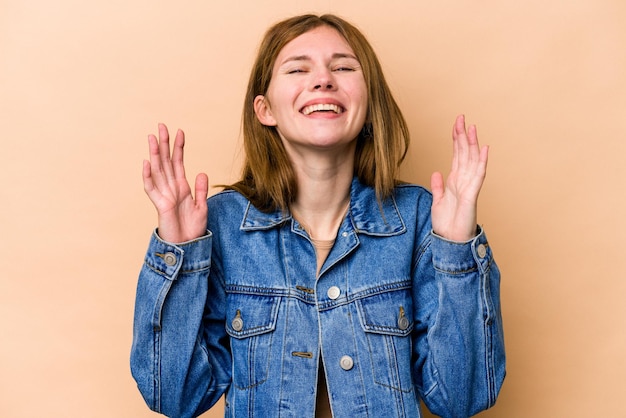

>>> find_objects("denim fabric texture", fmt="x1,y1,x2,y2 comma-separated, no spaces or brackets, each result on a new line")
131,177,505,418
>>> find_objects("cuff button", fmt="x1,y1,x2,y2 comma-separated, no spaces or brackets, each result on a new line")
163,252,177,266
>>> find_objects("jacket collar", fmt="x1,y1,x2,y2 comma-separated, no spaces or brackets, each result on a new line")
240,177,406,237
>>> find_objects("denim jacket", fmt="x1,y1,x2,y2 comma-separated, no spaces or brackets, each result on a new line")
131,178,505,418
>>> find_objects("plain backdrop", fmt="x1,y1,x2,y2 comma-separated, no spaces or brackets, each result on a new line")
1,0,625,417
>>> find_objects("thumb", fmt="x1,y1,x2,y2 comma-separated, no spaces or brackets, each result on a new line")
195,173,209,205
430,172,444,203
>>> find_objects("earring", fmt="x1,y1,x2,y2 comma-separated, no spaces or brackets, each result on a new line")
360,123,373,139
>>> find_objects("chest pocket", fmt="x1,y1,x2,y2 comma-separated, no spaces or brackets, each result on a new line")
356,287,414,392
226,292,281,389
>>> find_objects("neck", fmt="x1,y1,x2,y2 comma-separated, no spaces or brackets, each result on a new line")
289,154,353,241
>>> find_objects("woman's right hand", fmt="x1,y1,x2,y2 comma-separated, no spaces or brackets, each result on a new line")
142,123,208,243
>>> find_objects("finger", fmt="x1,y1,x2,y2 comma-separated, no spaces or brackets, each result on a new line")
450,116,461,172
453,115,468,172
467,144,489,196
467,123,478,145
147,133,169,191
142,159,160,201
142,159,153,190
480,144,489,164
195,173,209,206
430,171,444,203
466,125,488,180
158,123,175,179
466,124,481,166
477,145,489,177
451,128,459,173
454,114,465,137
171,128,186,181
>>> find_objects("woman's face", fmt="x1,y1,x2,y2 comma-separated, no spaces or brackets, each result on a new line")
254,26,368,155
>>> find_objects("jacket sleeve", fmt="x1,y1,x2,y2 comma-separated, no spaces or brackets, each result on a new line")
130,230,231,418
412,228,506,418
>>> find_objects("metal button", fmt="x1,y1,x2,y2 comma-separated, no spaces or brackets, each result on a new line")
398,316,410,331
341,231,348,238
163,252,177,266
327,286,341,300
398,306,409,330
476,244,487,259
231,310,243,332
340,355,354,371
231,317,243,332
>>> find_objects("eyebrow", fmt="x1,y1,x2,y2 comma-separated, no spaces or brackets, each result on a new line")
279,53,359,66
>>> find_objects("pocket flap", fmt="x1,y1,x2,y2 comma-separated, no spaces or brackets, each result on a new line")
357,288,413,337
226,293,281,338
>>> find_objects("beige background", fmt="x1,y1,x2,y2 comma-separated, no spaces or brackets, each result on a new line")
1,0,624,417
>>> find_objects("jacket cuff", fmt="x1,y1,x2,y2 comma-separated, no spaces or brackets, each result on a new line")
430,226,492,274
143,229,212,280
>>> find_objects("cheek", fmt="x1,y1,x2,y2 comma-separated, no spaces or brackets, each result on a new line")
356,92,369,122
351,81,368,114
267,86,300,115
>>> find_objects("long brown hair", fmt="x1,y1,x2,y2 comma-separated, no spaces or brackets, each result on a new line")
227,14,410,212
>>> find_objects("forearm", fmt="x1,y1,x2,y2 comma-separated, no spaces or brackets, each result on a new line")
413,229,505,417
130,231,230,417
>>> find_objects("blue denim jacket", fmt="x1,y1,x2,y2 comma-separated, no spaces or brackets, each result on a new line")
131,178,505,418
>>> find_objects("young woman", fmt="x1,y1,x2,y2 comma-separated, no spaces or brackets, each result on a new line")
131,14,505,418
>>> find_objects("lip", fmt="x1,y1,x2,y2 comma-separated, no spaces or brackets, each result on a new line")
299,98,346,115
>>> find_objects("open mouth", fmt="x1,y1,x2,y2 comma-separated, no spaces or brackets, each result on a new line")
301,103,344,115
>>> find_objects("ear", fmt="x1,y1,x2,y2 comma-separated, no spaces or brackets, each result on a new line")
253,95,277,126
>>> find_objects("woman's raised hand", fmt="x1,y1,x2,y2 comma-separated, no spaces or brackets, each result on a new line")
142,124,209,243
430,115,489,242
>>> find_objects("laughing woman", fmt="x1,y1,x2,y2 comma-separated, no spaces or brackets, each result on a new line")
131,14,505,418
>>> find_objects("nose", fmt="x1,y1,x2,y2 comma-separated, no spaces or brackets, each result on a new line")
312,67,336,91
314,81,334,90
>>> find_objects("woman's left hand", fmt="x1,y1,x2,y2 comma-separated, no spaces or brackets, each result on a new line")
430,115,489,242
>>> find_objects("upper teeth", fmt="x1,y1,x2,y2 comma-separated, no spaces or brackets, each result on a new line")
302,103,343,115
